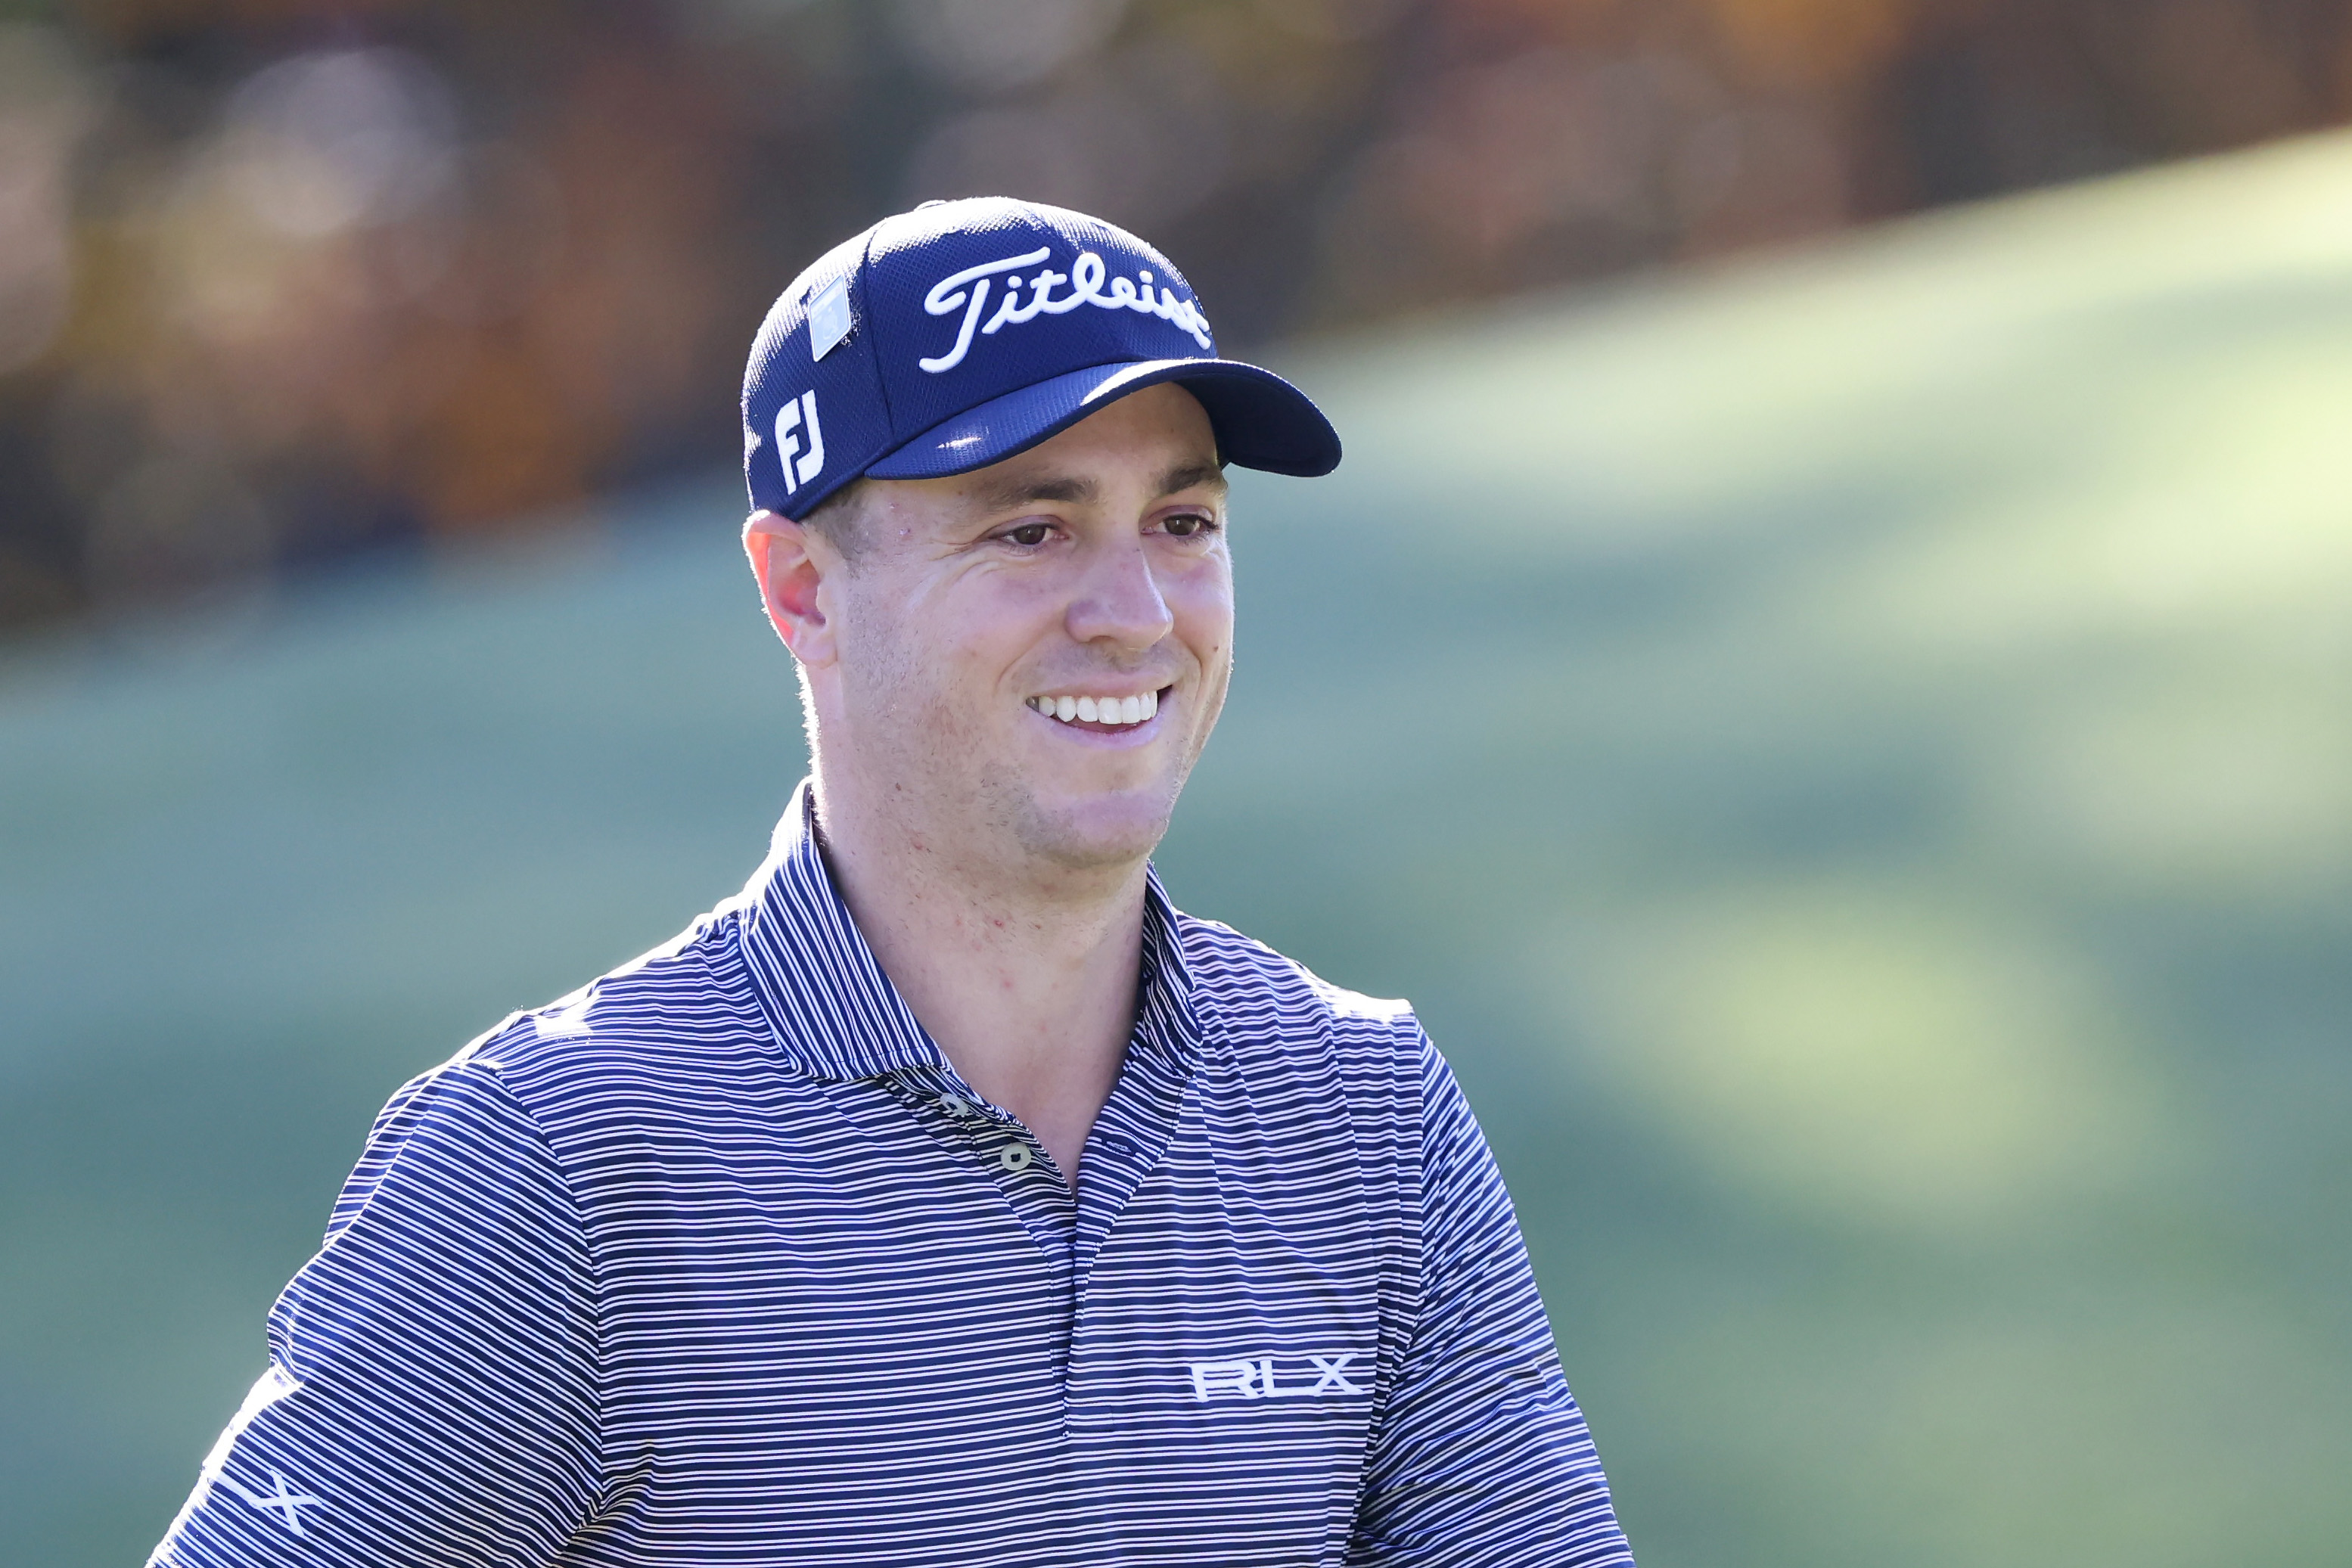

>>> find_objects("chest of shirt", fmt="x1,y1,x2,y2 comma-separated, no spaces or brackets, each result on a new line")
529,1056,1401,1565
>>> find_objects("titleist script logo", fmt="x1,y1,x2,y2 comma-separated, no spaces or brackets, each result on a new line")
1188,1352,1365,1402
919,247,1213,374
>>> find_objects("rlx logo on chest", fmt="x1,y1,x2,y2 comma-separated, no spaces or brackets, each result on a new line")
1188,1352,1365,1402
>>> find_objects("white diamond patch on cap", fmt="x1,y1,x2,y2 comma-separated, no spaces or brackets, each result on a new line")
809,278,853,361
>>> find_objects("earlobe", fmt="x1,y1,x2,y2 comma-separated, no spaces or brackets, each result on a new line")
743,511,834,666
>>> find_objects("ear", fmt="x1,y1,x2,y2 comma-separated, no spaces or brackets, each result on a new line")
743,510,837,666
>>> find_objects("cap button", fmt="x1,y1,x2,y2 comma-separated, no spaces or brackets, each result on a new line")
915,198,949,210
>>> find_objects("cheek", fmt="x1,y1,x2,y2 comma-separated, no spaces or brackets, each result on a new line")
1169,570,1235,678
834,588,952,735
844,577,1049,724
934,589,1056,704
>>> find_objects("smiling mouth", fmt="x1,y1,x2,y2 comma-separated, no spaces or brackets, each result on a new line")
1027,687,1168,729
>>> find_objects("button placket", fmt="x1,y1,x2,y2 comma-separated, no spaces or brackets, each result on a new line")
896,1073,1055,1187
944,1095,1040,1179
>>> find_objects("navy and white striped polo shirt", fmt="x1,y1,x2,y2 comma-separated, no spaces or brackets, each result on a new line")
154,783,1633,1567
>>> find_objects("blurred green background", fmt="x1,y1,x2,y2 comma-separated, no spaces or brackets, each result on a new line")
7,129,2352,1565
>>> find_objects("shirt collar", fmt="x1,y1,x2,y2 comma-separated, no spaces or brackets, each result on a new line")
734,780,1202,1082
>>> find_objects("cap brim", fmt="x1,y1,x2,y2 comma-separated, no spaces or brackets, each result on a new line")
865,359,1341,483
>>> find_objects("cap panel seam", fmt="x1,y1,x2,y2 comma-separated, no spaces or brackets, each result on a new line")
858,224,896,442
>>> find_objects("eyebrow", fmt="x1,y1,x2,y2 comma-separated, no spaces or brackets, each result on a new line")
968,458,1227,516
1156,460,1229,499
971,474,1097,511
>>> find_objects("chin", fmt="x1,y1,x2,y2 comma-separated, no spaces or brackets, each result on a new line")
1012,784,1179,871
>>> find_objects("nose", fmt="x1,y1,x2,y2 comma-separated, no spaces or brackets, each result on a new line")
1064,534,1174,654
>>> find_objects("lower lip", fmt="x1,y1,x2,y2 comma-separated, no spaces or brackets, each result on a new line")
1031,691,1172,743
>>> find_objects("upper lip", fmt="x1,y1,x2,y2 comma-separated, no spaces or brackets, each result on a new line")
1029,682,1174,698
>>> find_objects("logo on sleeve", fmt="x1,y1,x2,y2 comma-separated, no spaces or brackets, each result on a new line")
216,1468,325,1535
1188,1352,1365,1402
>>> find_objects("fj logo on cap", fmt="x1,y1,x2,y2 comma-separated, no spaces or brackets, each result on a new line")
1187,1352,1365,1401
918,247,1214,375
774,390,825,495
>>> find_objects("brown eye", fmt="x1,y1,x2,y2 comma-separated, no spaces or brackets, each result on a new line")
1005,521,1052,547
1164,512,1217,537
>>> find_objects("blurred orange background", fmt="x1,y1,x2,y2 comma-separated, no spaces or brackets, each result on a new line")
5,0,2349,632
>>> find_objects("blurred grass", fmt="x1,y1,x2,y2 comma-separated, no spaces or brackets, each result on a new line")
8,130,2352,1566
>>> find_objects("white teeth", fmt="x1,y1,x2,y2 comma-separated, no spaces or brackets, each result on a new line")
1032,689,1164,726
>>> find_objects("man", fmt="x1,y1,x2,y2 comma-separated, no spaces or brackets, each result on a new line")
152,197,1634,1566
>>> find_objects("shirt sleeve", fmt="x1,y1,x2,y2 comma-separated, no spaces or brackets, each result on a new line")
150,1058,604,1568
1347,1029,1636,1567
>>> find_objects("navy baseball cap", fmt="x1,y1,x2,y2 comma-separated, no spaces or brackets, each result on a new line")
742,197,1341,519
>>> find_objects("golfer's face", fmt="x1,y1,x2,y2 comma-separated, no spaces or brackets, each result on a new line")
835,383,1232,869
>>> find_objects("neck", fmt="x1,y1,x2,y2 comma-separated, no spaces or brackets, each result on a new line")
809,765,1148,1186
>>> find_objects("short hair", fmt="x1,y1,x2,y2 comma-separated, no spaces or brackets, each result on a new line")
801,478,871,564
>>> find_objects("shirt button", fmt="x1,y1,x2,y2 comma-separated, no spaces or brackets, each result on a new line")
938,1095,970,1118
999,1144,1033,1172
